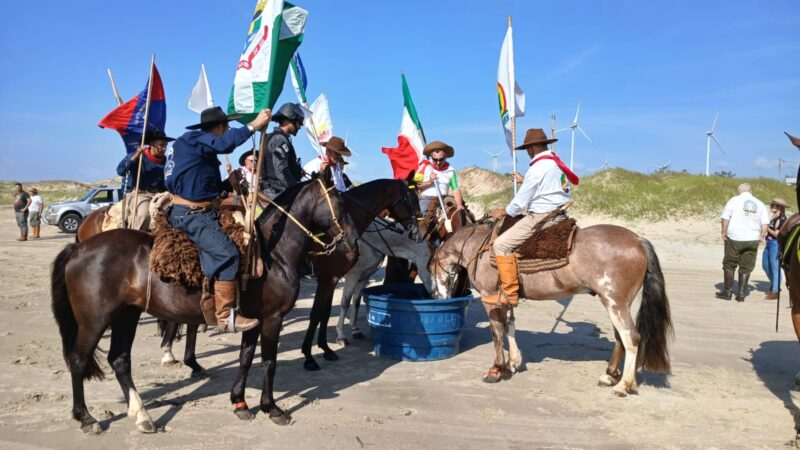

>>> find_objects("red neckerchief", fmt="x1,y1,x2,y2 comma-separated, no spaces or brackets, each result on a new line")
530,152,580,185
419,159,450,172
144,147,166,164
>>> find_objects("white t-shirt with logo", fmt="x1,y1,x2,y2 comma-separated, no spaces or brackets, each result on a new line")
720,192,769,241
420,162,459,198
506,151,572,216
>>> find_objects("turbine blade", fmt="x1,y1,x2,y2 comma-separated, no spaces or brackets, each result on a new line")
556,127,571,133
711,135,725,154
577,127,594,144
710,112,719,132
574,102,581,124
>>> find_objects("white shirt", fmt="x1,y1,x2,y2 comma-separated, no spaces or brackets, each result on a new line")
29,195,43,213
506,150,572,216
235,167,255,189
303,156,347,192
420,162,458,198
720,192,769,241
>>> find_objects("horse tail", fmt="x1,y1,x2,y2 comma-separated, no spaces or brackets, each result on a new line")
635,238,673,373
51,243,105,381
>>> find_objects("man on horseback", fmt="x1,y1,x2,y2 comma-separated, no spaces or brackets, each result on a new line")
116,129,173,231
302,136,352,192
417,140,465,215
163,106,271,333
261,102,305,198
490,128,578,306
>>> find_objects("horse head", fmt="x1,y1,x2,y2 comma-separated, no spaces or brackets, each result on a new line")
310,166,360,256
385,171,424,242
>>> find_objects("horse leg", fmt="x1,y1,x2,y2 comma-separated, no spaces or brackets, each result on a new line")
69,325,107,434
182,324,206,378
483,303,510,383
317,287,339,361
230,327,259,421
790,287,800,388
601,297,640,396
259,317,290,425
598,328,624,387
336,277,356,345
351,288,366,340
301,280,330,371
505,306,523,374
159,321,178,366
107,306,155,433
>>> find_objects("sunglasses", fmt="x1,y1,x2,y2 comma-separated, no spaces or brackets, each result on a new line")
431,158,446,163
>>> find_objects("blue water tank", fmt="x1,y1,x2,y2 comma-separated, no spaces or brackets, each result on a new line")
364,283,472,361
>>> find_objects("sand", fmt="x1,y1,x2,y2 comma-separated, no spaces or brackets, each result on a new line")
0,206,797,449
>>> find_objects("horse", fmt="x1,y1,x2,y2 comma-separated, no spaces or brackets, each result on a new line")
75,205,110,242
428,220,673,396
335,217,433,345
778,214,800,386
51,171,359,434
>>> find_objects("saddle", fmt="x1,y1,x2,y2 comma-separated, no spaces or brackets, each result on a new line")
488,215,578,274
780,212,800,268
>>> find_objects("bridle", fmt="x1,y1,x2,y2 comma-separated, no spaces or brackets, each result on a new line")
430,223,487,297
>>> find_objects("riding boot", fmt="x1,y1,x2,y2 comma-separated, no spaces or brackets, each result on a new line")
496,254,520,306
214,280,259,333
715,269,734,300
199,279,217,326
735,272,750,302
16,231,27,241
32,227,40,239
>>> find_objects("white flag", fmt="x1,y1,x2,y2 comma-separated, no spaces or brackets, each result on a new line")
497,25,526,151
188,64,213,113
305,93,333,153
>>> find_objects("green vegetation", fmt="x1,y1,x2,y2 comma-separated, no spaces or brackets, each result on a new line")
0,180,102,206
463,168,796,221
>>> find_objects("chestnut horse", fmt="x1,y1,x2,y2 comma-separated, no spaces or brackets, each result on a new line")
51,173,359,434
429,221,673,396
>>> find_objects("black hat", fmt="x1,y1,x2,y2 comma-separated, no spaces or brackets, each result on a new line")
272,103,304,124
186,106,243,130
145,129,175,144
238,149,259,167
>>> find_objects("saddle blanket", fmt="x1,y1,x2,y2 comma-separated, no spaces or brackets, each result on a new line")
489,216,578,274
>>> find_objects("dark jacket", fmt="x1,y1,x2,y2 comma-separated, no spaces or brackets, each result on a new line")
164,126,253,201
116,150,166,193
261,128,303,197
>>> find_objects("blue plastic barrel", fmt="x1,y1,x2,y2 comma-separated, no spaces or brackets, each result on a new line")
363,283,472,361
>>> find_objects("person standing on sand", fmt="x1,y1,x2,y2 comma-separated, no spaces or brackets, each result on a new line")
12,183,31,241
762,198,788,300
28,188,44,239
715,183,769,302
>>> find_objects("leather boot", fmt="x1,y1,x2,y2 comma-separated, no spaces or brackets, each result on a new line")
32,227,40,239
214,280,259,333
199,279,217,326
496,255,520,306
715,269,734,300
16,231,27,241
735,272,750,302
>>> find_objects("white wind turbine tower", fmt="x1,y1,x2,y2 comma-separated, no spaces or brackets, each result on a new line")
557,102,594,170
485,150,503,173
705,113,725,176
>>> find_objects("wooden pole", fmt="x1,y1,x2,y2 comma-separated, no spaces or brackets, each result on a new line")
130,54,156,229
241,129,269,290
107,68,130,226
507,16,518,194
107,69,123,106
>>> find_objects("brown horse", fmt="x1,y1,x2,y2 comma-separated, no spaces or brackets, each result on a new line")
51,172,359,434
429,221,673,396
778,213,800,388
75,205,110,242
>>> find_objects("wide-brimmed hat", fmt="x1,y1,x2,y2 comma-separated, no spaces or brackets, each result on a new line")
322,136,352,156
515,128,558,149
238,149,259,167
786,132,800,149
145,129,175,144
423,140,454,158
30,188,38,194
771,198,790,209
186,106,243,130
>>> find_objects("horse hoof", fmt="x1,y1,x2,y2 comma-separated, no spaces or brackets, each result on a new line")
322,350,339,361
81,421,102,434
482,374,502,384
234,407,254,421
161,359,178,367
352,331,365,340
597,374,619,387
137,420,157,434
613,389,628,398
336,338,349,346
269,411,291,426
190,369,208,379
303,358,321,371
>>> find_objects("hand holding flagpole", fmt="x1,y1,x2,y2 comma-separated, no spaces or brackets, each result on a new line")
131,54,156,229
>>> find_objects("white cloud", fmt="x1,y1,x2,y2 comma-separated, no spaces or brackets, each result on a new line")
754,157,774,170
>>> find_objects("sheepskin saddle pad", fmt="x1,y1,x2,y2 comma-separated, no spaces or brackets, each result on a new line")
490,216,578,274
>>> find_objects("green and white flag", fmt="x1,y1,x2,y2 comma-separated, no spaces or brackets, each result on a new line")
228,0,308,123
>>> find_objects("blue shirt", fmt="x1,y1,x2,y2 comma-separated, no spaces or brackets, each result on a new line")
164,126,253,201
116,150,166,193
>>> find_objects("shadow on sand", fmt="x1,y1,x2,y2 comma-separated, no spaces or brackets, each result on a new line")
748,340,800,436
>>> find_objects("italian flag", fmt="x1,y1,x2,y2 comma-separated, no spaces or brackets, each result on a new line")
228,0,308,123
382,73,426,180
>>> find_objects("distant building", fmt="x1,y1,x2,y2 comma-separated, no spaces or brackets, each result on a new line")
785,176,797,185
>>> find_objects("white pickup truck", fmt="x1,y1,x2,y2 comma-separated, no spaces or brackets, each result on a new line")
43,185,123,233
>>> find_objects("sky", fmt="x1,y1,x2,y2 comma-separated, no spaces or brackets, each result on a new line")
1,0,799,184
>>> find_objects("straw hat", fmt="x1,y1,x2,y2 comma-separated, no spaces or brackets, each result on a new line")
771,198,790,209
423,141,454,158
515,128,557,149
322,136,352,156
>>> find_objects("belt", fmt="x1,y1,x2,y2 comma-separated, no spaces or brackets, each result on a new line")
172,195,219,210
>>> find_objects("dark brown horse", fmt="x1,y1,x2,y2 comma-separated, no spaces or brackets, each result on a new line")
429,221,673,395
75,205,111,242
51,172,359,434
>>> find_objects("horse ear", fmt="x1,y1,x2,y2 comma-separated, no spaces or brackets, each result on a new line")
405,170,416,184
322,165,334,187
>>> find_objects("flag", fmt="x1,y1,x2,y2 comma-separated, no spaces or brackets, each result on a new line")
497,24,525,152
98,63,166,154
305,93,333,149
188,64,213,113
289,51,308,104
228,0,308,123
381,73,426,180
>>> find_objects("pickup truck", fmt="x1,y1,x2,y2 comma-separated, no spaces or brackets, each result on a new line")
44,186,123,233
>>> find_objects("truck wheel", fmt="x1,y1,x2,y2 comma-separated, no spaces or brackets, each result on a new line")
58,213,82,234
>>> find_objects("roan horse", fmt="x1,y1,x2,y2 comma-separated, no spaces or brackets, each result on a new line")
51,172,359,434
429,221,673,396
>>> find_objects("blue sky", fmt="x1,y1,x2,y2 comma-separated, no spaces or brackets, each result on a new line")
1,0,798,183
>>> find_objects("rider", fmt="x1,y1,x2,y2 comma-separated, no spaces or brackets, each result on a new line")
225,148,258,196
261,103,305,198
489,128,578,306
116,129,173,231
417,140,465,215
302,136,352,192
163,106,271,333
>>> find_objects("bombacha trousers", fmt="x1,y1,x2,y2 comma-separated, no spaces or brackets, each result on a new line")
493,212,555,256
722,239,759,274
123,192,154,232
167,205,239,281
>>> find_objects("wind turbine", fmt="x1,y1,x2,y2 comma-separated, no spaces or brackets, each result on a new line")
705,113,725,177
599,152,611,171
778,158,798,180
654,161,671,174
557,102,594,170
485,150,503,173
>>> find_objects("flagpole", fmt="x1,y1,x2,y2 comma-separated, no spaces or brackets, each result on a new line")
130,54,156,229
107,69,123,106
106,68,131,226
508,16,518,194
242,129,268,290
